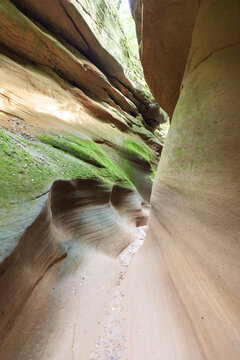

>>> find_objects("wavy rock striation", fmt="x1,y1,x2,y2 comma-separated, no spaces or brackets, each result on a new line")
0,178,148,359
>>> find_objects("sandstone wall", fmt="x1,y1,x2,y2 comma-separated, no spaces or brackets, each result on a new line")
124,0,240,358
0,1,159,358
0,0,162,257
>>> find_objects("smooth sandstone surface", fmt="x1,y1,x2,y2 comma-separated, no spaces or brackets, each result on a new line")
130,0,199,117
0,179,148,359
124,0,240,358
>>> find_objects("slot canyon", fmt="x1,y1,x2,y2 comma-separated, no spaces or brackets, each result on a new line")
0,0,240,359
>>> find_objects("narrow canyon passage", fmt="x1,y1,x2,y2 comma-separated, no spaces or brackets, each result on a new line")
0,0,240,359
89,226,147,360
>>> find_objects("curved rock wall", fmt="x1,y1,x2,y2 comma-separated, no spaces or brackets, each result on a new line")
130,0,199,117
0,179,148,359
124,0,240,358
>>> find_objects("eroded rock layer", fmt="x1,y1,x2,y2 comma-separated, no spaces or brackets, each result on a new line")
0,1,158,358
0,0,161,254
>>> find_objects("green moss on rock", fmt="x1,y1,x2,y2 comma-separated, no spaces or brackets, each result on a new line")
0,128,134,210
123,138,152,163
0,128,158,219
36,133,132,186
0,129,58,207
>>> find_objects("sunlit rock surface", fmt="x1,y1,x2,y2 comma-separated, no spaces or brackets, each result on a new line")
124,0,240,358
0,1,160,358
0,0,161,253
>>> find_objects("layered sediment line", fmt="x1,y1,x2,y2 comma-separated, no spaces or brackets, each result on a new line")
0,1,162,358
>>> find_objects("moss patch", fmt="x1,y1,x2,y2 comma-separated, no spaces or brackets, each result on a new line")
0,128,158,216
0,129,58,207
123,139,152,163
36,133,131,186
0,128,135,211
120,138,157,182
37,134,107,168
125,138,157,176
